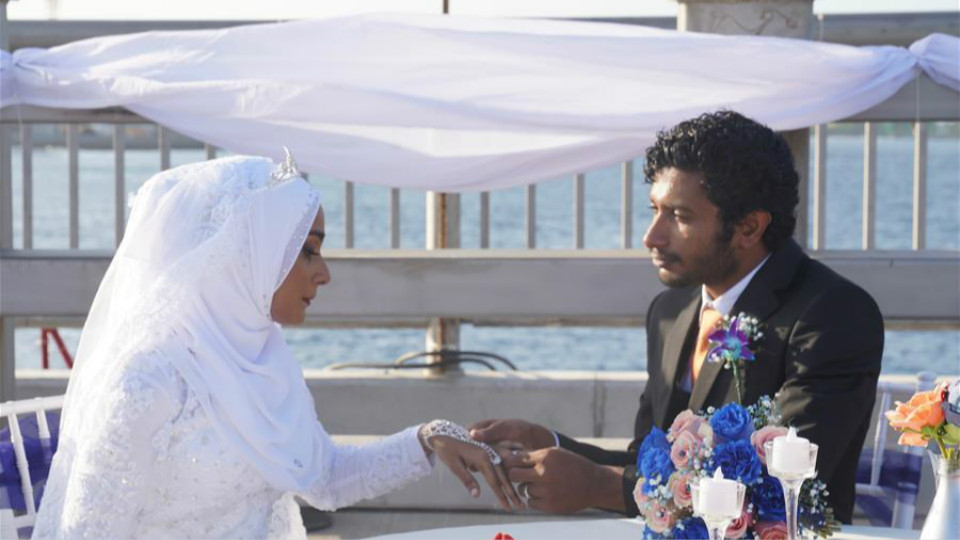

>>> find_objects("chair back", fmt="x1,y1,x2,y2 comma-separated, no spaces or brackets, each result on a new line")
0,395,64,540
855,371,938,528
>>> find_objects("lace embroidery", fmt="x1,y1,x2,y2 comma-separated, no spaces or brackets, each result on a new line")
34,353,167,539
34,359,433,540
300,426,432,511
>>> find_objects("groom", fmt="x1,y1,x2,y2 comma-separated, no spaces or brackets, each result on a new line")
471,111,884,524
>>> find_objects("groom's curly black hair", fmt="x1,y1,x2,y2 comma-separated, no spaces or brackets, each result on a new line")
643,110,799,251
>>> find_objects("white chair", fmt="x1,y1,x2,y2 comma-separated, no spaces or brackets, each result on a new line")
855,371,937,529
0,395,65,540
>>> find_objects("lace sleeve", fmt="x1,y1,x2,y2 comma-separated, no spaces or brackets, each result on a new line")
297,425,434,510
32,358,181,540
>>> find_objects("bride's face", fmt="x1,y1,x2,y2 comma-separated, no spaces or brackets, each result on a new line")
271,206,331,325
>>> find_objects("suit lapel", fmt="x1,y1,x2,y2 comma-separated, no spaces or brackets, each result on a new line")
688,239,804,412
734,239,803,323
659,291,700,425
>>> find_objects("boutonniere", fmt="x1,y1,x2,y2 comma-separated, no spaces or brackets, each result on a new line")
707,313,764,404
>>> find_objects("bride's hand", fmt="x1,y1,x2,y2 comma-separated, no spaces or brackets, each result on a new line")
427,435,524,511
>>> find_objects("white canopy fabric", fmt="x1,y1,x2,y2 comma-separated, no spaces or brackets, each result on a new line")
1,14,957,191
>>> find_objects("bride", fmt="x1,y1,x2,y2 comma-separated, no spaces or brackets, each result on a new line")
32,152,521,540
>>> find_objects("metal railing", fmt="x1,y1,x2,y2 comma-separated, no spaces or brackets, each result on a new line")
3,114,957,255
1,14,959,401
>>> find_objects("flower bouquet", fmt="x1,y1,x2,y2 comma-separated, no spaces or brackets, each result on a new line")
885,380,960,460
634,397,839,539
885,379,960,539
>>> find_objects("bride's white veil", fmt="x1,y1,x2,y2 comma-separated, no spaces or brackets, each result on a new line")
60,155,324,491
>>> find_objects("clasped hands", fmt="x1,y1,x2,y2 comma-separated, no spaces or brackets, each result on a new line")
418,418,622,514
467,419,623,514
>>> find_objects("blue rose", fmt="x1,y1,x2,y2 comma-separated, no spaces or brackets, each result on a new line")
709,439,762,485
671,517,709,540
639,446,676,495
638,427,670,462
710,402,754,443
752,474,787,521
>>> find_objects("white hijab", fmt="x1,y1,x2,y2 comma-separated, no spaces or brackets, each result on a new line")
60,155,323,491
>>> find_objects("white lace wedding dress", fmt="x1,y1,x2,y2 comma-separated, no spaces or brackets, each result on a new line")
32,352,434,540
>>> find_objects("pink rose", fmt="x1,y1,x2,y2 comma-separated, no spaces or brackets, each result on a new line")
668,410,707,442
667,471,694,508
725,503,754,539
644,500,678,534
632,479,649,513
755,521,789,540
670,431,701,469
751,426,789,465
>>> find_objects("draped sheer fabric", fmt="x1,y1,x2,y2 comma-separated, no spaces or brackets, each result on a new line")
31,156,434,539
1,15,957,191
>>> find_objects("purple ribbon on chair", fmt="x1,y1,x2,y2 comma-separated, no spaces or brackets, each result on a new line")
856,448,923,527
0,411,60,513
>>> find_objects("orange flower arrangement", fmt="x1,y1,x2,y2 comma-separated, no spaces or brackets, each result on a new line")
885,382,960,460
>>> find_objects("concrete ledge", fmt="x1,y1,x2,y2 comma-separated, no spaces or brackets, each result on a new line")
3,251,958,322
12,369,950,511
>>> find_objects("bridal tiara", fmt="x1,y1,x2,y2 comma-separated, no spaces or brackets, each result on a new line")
269,146,302,186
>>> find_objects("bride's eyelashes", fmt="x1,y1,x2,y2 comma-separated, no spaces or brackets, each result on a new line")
301,246,321,261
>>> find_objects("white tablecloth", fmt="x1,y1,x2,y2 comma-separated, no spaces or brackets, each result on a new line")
364,518,919,540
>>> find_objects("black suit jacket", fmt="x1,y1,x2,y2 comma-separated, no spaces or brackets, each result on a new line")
558,239,884,523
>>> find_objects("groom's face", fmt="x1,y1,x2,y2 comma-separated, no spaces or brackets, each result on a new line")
643,167,737,289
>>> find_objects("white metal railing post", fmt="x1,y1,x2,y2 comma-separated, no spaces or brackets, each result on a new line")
114,125,126,246
344,181,355,248
389,188,400,249
812,124,827,250
525,184,536,249
862,122,877,250
574,173,585,249
479,192,490,249
68,125,79,249
0,123,10,250
621,161,633,249
21,124,32,248
158,126,171,171
912,121,928,250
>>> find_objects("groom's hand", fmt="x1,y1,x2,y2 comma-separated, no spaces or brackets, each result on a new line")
504,447,625,515
469,419,556,451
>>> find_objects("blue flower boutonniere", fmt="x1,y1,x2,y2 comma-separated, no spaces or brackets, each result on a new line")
707,313,763,404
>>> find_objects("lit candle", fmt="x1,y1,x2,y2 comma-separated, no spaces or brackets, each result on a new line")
771,427,813,475
698,468,740,517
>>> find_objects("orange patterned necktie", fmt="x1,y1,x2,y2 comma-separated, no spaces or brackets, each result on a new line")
691,306,723,385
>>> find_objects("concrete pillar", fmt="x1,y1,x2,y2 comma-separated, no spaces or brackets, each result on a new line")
425,192,461,374
0,0,15,402
0,0,12,252
678,0,815,38
676,0,814,248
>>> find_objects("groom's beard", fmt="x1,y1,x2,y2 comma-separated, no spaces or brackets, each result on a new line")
657,232,738,289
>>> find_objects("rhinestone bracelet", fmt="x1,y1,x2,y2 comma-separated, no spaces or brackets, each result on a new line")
419,419,502,465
